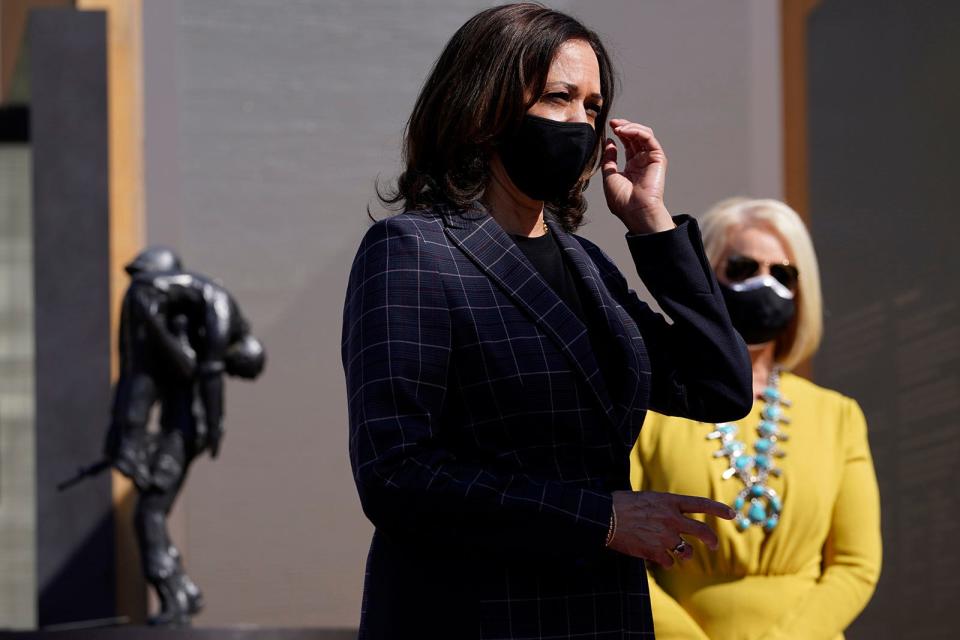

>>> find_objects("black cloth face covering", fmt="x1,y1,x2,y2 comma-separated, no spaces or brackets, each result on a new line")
498,114,597,201
720,275,796,345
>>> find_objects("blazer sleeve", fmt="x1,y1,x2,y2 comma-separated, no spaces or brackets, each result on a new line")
757,399,882,640
608,215,753,422
342,218,613,555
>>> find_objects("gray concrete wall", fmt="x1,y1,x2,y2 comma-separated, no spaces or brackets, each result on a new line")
0,145,36,629
142,0,783,626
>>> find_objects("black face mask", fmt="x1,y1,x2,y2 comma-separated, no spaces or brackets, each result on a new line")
720,275,797,345
498,114,597,201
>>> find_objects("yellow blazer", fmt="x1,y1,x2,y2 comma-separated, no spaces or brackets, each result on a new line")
631,372,881,640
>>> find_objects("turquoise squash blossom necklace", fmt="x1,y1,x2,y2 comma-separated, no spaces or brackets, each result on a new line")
707,367,790,532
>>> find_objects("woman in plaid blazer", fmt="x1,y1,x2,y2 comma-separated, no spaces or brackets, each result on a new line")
342,4,753,639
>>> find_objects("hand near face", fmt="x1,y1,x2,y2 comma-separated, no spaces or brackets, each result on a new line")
602,118,675,234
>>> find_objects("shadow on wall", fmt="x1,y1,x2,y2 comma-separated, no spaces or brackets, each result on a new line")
37,509,115,628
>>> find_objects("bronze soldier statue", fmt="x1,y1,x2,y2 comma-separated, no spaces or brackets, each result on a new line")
104,247,265,625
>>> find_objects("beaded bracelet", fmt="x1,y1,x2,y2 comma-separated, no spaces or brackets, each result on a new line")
604,507,618,547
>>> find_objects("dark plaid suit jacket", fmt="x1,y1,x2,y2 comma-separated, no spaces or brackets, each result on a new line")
342,206,752,639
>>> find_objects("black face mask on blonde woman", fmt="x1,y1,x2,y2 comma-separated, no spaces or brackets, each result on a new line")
720,275,796,345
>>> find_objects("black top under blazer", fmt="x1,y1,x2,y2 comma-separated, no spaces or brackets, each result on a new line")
341,205,752,639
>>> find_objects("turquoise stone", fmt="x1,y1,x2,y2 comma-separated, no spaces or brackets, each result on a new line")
712,372,788,537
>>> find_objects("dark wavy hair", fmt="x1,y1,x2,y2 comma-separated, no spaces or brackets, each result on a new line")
377,3,616,232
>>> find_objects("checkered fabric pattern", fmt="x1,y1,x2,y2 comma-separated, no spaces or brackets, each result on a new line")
342,207,751,639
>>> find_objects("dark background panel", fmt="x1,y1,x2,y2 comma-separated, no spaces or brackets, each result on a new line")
30,8,115,626
808,1,960,638
0,105,28,142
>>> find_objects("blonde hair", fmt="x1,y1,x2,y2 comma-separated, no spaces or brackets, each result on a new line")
700,197,823,371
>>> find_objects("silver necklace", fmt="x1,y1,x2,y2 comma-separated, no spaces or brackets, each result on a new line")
707,367,790,532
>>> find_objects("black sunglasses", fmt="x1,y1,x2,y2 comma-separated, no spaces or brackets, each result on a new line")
724,254,799,290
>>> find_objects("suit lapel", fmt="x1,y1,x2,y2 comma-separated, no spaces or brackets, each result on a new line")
443,209,616,425
547,219,646,441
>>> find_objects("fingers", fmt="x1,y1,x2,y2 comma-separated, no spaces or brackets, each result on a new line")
650,537,693,568
601,137,619,178
673,516,720,551
649,549,675,569
673,494,737,520
610,117,655,138
609,491,730,566
609,119,665,164
611,124,647,162
669,537,695,561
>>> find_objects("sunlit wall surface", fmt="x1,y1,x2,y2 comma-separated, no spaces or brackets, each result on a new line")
0,144,36,628
142,0,782,626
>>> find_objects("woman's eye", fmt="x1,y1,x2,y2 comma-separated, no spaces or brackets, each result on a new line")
586,103,601,116
545,92,570,103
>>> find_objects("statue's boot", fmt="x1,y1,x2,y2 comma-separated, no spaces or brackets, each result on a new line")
177,572,205,615
147,577,190,627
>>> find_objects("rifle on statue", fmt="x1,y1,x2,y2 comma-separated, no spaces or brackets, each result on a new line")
56,458,112,492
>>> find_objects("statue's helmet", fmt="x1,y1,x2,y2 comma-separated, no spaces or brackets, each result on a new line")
125,246,183,276
224,335,266,379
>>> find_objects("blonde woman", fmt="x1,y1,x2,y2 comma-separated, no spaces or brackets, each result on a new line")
632,198,881,640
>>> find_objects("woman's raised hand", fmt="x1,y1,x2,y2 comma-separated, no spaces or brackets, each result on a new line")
607,490,736,568
602,118,675,235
